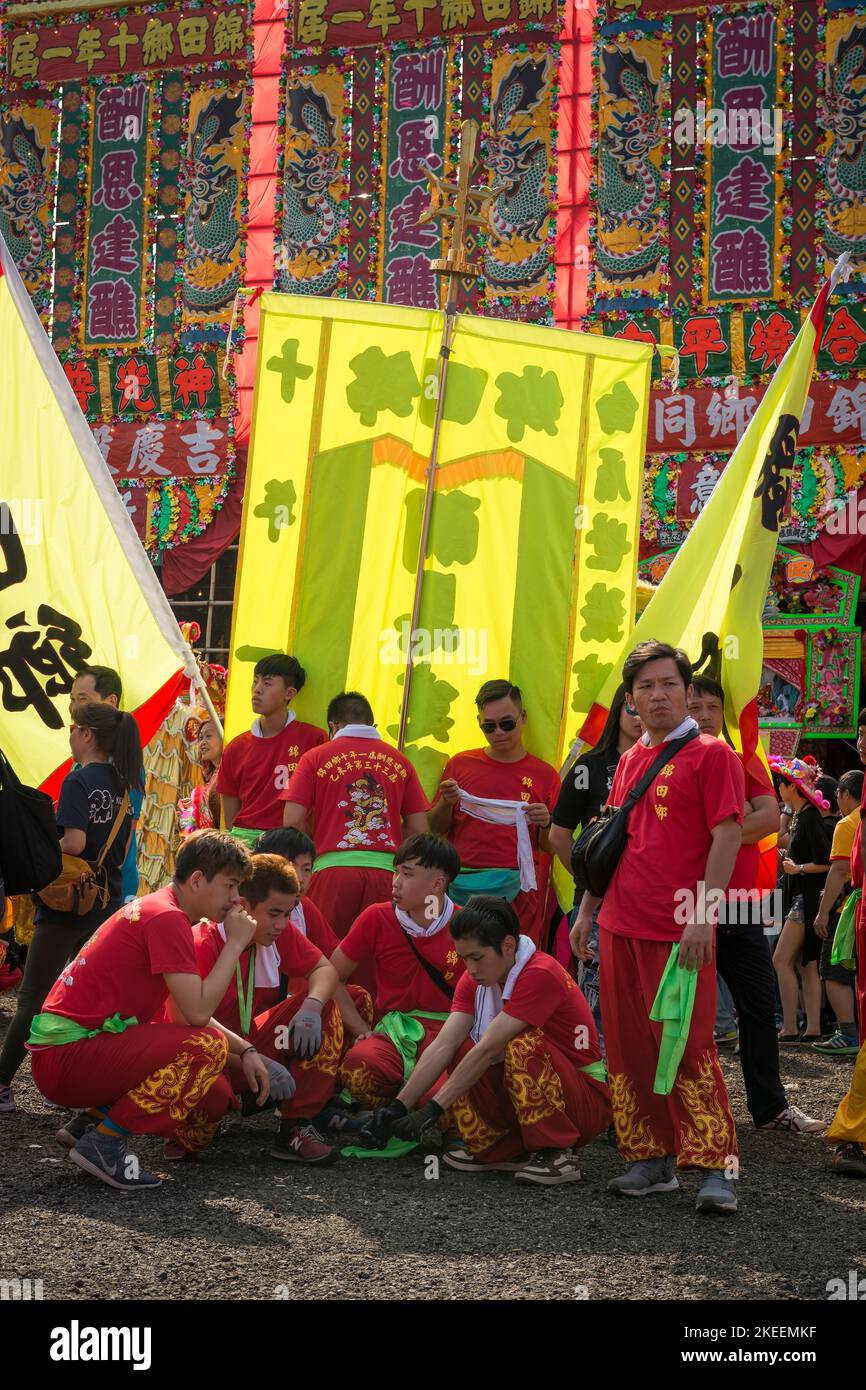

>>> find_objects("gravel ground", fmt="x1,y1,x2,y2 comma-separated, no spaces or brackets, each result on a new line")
2,992,865,1303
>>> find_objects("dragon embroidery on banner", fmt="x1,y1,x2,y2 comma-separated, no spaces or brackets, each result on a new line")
819,24,866,262
596,47,664,282
482,57,551,292
0,116,51,295
279,84,340,296
182,92,243,313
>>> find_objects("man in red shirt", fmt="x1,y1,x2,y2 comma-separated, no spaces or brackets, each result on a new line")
688,675,824,1135
280,691,429,939
429,679,561,947
572,641,744,1215
28,832,284,1192
331,834,465,1106
192,853,342,1164
217,653,325,846
370,897,610,1184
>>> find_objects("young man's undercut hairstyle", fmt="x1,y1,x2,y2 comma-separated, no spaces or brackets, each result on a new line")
174,829,251,884
839,769,864,802
622,640,692,694
475,679,522,710
255,826,316,861
241,853,299,907
327,690,374,727
78,664,123,704
449,895,521,950
394,832,461,885
690,673,724,703
253,653,306,692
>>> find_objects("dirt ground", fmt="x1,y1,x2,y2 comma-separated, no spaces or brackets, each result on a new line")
1,992,864,1303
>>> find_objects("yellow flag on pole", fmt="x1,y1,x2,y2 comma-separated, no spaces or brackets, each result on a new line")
0,233,196,796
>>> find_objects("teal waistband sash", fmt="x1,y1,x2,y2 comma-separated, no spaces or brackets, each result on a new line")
448,867,523,906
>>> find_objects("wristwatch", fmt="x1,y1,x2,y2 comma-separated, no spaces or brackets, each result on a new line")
799,864,806,875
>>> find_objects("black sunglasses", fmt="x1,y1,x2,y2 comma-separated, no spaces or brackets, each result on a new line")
479,717,519,733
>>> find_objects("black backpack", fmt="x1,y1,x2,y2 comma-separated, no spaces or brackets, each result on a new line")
0,748,62,895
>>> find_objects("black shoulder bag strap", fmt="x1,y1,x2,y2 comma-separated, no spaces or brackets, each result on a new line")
400,928,455,1002
619,725,701,816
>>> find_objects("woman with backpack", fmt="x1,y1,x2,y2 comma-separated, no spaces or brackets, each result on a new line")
0,705,142,1115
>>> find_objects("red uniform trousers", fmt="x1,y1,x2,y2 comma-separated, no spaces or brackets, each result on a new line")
226,994,344,1121
599,928,738,1171
446,1031,611,1163
306,866,392,994
856,900,865,1042
31,1024,234,1153
340,1016,448,1106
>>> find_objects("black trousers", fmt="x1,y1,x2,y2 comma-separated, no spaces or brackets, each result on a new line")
716,922,787,1127
0,919,93,1084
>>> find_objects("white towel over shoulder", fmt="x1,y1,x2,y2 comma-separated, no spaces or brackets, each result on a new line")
455,786,537,893
471,935,537,1050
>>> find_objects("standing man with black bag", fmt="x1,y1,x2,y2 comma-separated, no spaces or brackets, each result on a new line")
571,641,744,1214
0,704,141,1116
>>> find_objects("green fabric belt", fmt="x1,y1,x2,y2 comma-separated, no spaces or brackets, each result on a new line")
649,945,698,1095
831,888,862,972
229,826,262,849
28,1011,139,1048
579,1059,608,1084
340,1009,449,1160
312,849,395,873
448,867,522,906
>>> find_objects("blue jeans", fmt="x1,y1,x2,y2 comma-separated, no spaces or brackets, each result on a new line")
573,904,604,1054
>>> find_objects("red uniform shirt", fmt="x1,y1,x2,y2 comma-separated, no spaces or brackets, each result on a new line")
437,748,561,869
598,734,745,942
39,887,199,1030
727,761,775,892
340,902,464,1017
193,919,323,1034
217,719,326,829
850,818,863,889
452,951,602,1070
280,735,428,855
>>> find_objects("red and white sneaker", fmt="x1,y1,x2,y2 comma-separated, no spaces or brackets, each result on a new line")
442,1145,530,1173
272,1122,339,1165
514,1148,583,1186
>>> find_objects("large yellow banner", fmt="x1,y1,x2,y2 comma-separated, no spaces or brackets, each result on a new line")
229,294,652,794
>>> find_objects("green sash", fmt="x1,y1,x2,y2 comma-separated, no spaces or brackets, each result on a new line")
831,888,862,972
229,826,261,849
649,945,698,1095
312,849,395,873
579,1059,608,1084
341,1009,449,1160
448,867,522,906
28,1012,139,1048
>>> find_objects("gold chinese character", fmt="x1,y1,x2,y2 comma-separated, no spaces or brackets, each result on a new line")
178,15,209,58
481,0,511,18
213,9,245,57
10,34,39,79
76,26,105,73
368,0,400,38
297,0,328,44
520,791,530,802
518,0,552,16
142,16,175,65
654,804,668,821
441,0,476,29
656,785,668,799
108,20,139,66
404,0,437,32
522,776,533,787
43,45,74,61
661,763,675,778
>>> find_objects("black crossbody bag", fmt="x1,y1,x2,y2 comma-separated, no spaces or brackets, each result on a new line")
400,928,455,1002
570,727,700,898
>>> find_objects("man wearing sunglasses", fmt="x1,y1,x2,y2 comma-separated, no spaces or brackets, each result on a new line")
429,680,560,945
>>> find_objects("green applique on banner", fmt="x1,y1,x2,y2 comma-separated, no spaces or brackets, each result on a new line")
585,513,631,572
253,479,297,541
346,347,420,426
494,365,563,443
595,448,631,503
596,381,639,435
579,584,626,642
571,653,614,710
266,339,313,403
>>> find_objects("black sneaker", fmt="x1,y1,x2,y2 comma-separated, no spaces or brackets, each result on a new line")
57,1110,96,1150
834,1142,866,1179
69,1128,161,1191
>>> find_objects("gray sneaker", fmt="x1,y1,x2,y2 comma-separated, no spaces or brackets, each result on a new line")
69,1127,161,1191
696,1170,738,1215
608,1155,679,1197
57,1110,95,1150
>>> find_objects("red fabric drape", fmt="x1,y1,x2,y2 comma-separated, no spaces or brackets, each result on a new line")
554,0,594,329
160,456,247,596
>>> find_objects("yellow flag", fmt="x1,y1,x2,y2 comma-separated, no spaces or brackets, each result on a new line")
0,236,194,795
229,294,653,794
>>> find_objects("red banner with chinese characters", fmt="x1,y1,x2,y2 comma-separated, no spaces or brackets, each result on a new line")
94,417,232,481
6,6,251,85
293,0,559,50
649,379,866,452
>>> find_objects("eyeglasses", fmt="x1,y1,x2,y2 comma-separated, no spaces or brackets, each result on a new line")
479,717,519,733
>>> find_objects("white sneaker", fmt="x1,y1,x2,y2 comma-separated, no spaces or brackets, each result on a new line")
514,1148,583,1186
758,1104,826,1134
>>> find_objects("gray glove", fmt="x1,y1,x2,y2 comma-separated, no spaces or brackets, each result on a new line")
289,998,324,1059
264,1057,296,1104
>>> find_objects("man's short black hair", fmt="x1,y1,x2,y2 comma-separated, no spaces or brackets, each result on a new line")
327,690,374,726
253,653,306,692
255,826,316,861
475,679,522,710
393,833,460,885
817,774,838,804
690,674,724,703
622,640,692,694
839,769,864,802
449,895,521,951
77,664,123,703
